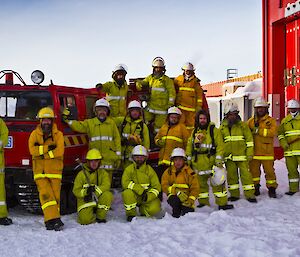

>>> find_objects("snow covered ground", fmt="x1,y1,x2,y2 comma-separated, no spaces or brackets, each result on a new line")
2,159,300,257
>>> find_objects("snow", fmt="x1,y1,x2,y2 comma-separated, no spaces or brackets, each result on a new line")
2,159,300,257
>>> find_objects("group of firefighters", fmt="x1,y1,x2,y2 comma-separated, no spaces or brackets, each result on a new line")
0,57,300,231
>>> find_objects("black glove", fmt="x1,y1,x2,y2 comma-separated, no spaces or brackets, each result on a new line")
87,185,95,195
48,145,56,151
141,191,148,202
84,194,92,202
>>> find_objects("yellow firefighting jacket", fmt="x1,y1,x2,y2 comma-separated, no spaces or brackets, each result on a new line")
101,80,128,117
174,75,204,112
278,113,300,157
247,114,277,159
155,122,190,165
138,74,176,112
219,118,254,161
161,164,199,204
122,162,161,201
67,117,121,169
186,123,224,172
28,123,64,179
73,164,111,212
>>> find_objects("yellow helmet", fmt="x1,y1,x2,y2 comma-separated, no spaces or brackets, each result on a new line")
86,148,102,160
38,107,55,119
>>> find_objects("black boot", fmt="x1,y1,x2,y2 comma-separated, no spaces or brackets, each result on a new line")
268,187,277,198
254,184,261,196
228,196,239,202
285,191,296,196
218,204,234,210
96,218,107,223
0,217,13,226
45,218,64,231
127,216,135,222
247,197,257,203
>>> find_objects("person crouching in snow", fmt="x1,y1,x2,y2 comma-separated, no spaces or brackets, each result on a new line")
73,149,113,224
122,145,161,222
161,148,199,218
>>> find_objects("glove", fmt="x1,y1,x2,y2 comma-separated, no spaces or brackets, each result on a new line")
215,159,223,167
176,190,188,202
95,83,103,89
141,191,148,202
135,80,143,91
86,185,95,195
48,145,56,151
62,108,70,122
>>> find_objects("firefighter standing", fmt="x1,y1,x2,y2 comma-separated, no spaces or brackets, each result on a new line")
0,118,12,226
154,106,190,187
278,99,300,195
115,100,150,168
64,98,121,181
122,145,161,222
219,102,257,203
174,62,208,134
247,97,278,198
161,148,199,218
186,110,233,210
73,149,113,224
136,57,176,134
96,64,128,118
28,107,64,230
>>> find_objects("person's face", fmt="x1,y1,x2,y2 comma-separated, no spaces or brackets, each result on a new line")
227,112,238,123
115,71,126,80
288,108,300,114
88,159,100,171
95,106,108,119
129,108,141,120
198,114,208,127
173,157,185,170
184,70,194,78
169,114,180,125
133,155,146,166
255,107,267,117
41,118,53,133
153,67,164,76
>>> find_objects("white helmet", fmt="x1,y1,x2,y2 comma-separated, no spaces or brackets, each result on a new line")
224,101,239,115
170,148,186,159
210,166,227,186
287,99,300,109
152,57,165,68
168,106,182,115
128,100,142,109
254,97,269,108
132,145,148,157
95,98,110,108
182,62,195,71
112,64,127,74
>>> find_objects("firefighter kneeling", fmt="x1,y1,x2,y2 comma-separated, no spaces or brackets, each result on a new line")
162,148,199,218
73,149,113,225
29,107,64,231
122,145,161,222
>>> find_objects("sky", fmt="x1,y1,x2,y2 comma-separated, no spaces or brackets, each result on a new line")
1,0,262,88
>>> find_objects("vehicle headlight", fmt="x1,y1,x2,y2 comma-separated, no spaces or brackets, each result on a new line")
31,70,44,85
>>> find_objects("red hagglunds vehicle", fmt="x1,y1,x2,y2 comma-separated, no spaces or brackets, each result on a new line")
0,70,102,214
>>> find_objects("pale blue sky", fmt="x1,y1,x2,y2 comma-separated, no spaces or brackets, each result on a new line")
1,0,261,87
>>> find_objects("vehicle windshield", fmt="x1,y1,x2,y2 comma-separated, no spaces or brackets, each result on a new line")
0,91,53,120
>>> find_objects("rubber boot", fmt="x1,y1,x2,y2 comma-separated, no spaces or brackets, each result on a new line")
218,204,234,210
254,184,260,196
0,217,13,226
268,187,277,198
